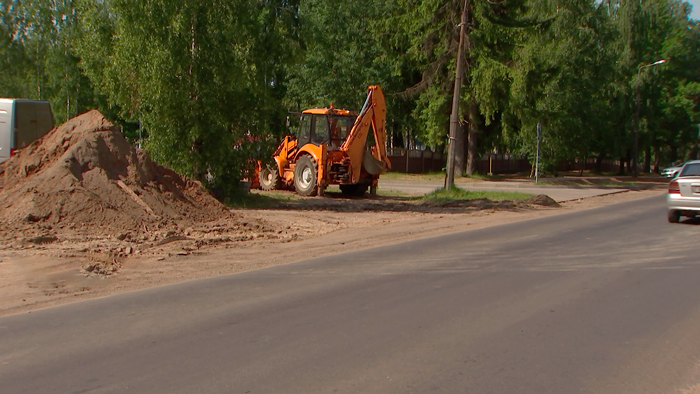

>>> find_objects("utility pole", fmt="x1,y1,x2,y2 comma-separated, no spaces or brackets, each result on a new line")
633,83,640,177
697,124,700,160
445,0,468,190
535,123,541,184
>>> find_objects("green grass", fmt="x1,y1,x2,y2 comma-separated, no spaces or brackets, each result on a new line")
380,171,446,182
376,188,409,197
227,189,303,208
460,172,507,181
228,184,528,208
413,187,532,202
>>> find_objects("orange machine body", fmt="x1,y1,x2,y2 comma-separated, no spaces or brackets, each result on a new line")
259,85,391,196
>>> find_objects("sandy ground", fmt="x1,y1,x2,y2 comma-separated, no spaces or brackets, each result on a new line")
0,188,663,317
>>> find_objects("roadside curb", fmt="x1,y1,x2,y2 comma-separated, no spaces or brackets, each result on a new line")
453,181,666,191
555,189,632,203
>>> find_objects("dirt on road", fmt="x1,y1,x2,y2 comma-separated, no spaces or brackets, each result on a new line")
0,111,665,317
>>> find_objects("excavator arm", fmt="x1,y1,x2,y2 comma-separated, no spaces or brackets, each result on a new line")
340,85,392,184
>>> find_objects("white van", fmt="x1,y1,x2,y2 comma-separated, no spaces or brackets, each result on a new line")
0,99,54,163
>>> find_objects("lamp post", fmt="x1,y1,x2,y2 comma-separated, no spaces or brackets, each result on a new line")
633,59,665,178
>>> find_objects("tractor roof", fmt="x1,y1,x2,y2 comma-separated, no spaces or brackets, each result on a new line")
302,108,356,116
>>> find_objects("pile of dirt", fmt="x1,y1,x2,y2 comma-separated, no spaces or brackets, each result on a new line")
0,110,233,242
525,194,560,207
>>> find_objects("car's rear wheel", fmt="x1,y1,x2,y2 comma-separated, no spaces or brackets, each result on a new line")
668,209,681,223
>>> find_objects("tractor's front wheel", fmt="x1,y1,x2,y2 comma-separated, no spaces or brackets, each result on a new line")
294,155,318,196
259,164,281,191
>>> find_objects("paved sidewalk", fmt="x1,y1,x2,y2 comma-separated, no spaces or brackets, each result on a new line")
379,179,636,202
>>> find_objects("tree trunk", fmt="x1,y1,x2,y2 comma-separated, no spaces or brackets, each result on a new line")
643,146,651,174
453,121,465,178
670,145,678,164
653,145,660,173
618,157,625,175
404,127,410,173
595,151,605,173
466,102,478,175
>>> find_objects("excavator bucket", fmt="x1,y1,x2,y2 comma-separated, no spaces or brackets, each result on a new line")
362,149,387,175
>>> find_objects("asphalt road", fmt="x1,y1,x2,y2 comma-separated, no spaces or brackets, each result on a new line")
2,195,700,394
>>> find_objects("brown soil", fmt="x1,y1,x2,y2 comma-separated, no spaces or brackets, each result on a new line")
0,110,235,239
0,111,664,317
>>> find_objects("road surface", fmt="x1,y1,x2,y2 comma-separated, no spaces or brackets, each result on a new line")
2,195,700,394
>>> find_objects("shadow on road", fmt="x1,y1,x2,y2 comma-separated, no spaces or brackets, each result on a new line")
678,217,700,225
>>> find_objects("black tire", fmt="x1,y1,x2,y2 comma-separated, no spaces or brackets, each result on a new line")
668,210,680,223
294,155,318,196
259,164,281,191
340,183,368,197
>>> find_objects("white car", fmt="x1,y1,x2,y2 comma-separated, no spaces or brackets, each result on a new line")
667,160,700,223
661,161,688,178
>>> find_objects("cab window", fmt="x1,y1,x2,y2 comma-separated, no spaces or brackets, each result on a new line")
312,115,329,144
331,115,355,142
298,114,312,145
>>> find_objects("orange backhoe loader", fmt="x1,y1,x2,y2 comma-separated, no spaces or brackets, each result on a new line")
258,85,391,196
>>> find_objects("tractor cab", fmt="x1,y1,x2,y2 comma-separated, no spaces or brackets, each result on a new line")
298,108,356,151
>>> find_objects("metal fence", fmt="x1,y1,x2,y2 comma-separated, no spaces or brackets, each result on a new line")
386,150,628,174
387,149,445,173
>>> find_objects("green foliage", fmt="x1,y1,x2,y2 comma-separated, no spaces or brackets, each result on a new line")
506,0,616,169
0,0,101,124
75,0,301,197
608,0,700,167
1,0,698,200
287,0,383,107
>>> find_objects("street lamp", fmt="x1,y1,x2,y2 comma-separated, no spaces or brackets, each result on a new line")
633,59,666,178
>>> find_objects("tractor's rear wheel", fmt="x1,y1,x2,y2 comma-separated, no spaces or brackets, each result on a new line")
259,164,281,191
294,155,318,196
340,183,368,197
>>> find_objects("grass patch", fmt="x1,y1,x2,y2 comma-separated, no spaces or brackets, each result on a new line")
414,187,532,201
377,188,409,197
381,171,446,182
227,189,302,208
381,171,511,182
460,172,507,181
